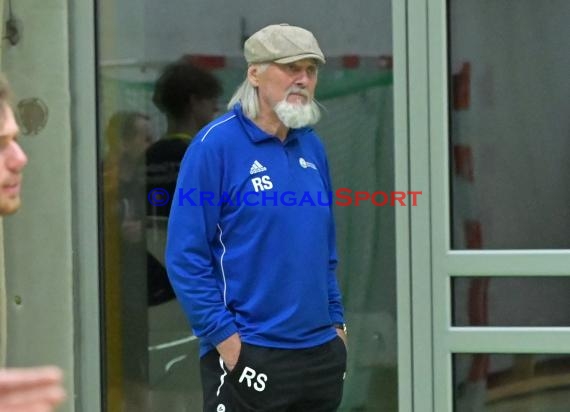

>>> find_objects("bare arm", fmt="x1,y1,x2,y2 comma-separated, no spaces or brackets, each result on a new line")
0,366,65,412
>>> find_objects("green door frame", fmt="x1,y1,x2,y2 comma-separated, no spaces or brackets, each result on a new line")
394,0,437,411
66,0,418,410
70,1,101,411
70,0,416,409
393,0,421,411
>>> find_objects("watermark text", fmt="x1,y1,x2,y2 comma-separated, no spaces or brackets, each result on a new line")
148,188,423,207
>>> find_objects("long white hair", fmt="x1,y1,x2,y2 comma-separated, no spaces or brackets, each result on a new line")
227,64,269,119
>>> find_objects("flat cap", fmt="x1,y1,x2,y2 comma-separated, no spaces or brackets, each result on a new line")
244,23,325,65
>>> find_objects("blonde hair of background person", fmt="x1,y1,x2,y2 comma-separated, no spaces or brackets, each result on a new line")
0,73,65,412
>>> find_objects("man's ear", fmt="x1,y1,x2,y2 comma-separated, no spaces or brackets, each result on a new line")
247,65,260,87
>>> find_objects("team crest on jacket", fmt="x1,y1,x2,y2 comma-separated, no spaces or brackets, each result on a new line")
299,157,317,170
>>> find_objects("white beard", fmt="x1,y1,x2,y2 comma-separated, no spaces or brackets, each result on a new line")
273,90,321,129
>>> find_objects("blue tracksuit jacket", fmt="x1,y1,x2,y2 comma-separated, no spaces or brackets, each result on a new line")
165,104,345,356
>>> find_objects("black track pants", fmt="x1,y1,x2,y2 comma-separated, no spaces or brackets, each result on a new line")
200,336,347,412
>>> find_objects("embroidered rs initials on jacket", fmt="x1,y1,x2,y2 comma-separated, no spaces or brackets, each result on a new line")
251,175,273,192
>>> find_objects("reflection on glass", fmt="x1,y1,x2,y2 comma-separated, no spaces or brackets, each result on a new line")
145,59,224,411
454,354,570,412
318,63,396,412
449,1,570,249
98,1,395,411
102,111,151,410
452,277,570,327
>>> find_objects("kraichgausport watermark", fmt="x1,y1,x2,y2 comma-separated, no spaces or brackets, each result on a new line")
148,188,423,207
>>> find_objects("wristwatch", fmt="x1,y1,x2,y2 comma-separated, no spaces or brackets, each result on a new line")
333,323,348,335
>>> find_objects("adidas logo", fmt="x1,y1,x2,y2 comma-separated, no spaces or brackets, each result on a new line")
249,160,267,175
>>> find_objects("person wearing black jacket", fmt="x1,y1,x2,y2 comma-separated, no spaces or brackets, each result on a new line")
146,59,222,305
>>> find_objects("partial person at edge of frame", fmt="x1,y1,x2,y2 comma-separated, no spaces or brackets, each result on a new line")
0,73,66,412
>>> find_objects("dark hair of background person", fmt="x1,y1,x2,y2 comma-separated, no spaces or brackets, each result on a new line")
146,61,222,306
152,61,222,122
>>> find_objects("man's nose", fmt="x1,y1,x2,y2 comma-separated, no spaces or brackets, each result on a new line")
294,71,310,87
8,141,28,172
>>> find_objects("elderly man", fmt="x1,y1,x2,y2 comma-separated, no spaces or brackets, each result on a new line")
167,24,347,411
0,74,65,411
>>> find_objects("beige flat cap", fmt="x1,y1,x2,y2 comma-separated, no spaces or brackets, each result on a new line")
244,23,325,65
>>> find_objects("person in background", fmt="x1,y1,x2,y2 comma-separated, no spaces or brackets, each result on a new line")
0,74,65,411
146,60,222,305
103,110,153,411
104,111,153,247
166,24,347,411
147,58,222,217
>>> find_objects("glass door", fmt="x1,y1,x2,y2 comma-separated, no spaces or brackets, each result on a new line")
417,0,570,411
96,1,401,410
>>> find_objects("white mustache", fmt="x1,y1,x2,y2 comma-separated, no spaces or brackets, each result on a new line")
287,87,310,98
